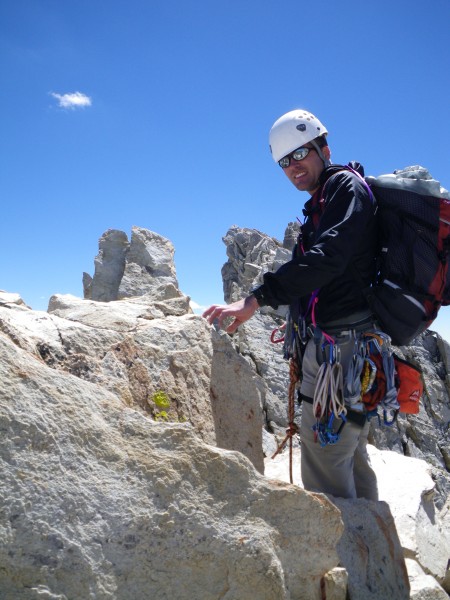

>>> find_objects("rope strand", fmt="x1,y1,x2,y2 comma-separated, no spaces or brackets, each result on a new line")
271,358,300,483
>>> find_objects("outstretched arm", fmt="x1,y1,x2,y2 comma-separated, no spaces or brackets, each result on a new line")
202,295,259,333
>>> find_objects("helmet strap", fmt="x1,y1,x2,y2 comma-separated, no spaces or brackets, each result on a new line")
310,140,331,168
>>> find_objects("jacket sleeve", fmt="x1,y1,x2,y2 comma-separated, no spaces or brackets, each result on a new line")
254,171,375,308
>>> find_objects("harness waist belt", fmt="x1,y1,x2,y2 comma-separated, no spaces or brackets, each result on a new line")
317,312,375,334
299,393,367,427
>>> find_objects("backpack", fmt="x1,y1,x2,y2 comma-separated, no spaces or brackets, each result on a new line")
336,165,450,346
360,165,450,346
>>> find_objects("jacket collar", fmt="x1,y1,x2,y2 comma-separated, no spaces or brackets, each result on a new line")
302,163,365,219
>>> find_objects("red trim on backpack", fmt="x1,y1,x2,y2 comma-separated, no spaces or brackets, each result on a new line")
424,200,450,323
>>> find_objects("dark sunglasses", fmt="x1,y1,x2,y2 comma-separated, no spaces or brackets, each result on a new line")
278,146,314,168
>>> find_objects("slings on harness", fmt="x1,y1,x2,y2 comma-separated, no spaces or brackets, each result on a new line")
312,337,348,446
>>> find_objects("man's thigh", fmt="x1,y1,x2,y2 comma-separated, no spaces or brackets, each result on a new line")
300,402,367,498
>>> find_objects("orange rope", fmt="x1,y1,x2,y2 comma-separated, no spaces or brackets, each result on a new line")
271,358,300,483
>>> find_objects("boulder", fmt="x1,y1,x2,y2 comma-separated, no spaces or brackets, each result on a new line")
406,559,450,600
84,226,185,304
118,226,181,301
265,445,450,597
84,229,129,301
0,294,263,470
210,328,265,473
0,326,345,599
0,290,29,307
234,312,291,426
371,448,450,594
334,498,410,600
221,225,291,316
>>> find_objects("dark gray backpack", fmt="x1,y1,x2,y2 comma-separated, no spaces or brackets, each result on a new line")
362,166,450,345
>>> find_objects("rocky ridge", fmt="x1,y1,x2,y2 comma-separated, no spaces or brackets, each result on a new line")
0,223,449,599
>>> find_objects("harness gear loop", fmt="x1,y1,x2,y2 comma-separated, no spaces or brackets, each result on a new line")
271,358,300,483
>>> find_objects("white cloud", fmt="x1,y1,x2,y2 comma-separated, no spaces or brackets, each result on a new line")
51,91,92,109
190,300,207,314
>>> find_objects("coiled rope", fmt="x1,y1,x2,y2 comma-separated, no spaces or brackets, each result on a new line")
313,360,347,419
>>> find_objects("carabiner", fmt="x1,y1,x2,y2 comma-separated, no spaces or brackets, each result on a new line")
270,327,285,344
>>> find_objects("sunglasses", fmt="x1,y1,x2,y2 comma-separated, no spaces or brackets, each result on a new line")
278,146,314,168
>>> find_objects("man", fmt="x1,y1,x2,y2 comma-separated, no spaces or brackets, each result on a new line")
203,109,379,500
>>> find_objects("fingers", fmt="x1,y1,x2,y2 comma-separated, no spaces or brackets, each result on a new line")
202,297,256,332
202,304,236,330
225,317,241,334
202,304,217,321
202,304,226,325
202,304,224,325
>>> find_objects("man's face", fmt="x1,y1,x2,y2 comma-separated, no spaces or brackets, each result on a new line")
282,145,330,193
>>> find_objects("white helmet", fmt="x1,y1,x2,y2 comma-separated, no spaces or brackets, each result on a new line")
269,109,328,163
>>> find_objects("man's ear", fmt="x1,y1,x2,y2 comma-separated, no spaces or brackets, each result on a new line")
322,145,331,161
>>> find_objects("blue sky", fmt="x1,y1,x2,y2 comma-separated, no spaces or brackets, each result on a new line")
1,1,450,338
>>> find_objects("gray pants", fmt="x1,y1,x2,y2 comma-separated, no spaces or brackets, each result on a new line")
299,330,379,500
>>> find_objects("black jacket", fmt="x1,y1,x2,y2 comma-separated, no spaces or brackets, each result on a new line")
253,164,378,326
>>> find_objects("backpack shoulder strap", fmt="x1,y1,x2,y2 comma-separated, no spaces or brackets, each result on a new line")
321,164,376,211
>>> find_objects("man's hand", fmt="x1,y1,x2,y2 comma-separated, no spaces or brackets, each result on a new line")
202,295,259,333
